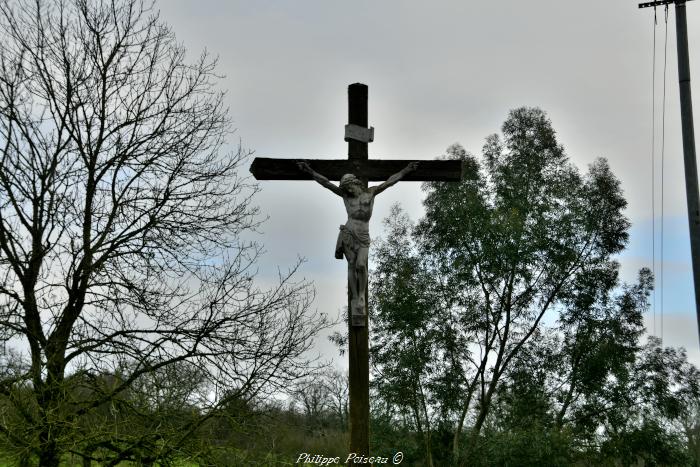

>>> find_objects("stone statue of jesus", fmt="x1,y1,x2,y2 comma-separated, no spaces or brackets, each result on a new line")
297,161,419,323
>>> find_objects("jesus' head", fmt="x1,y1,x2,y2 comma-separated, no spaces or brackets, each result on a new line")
339,174,363,196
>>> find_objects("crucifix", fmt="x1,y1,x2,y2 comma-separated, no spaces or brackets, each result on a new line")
250,83,465,456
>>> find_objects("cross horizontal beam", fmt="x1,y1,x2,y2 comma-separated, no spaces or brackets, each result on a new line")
639,0,693,8
249,158,466,182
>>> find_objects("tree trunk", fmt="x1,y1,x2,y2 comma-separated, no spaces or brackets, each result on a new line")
555,380,577,428
452,355,494,463
469,347,508,445
419,392,435,467
411,401,434,467
452,383,476,463
423,431,435,467
19,453,32,467
38,436,60,467
37,386,62,467
471,376,498,437
37,342,69,467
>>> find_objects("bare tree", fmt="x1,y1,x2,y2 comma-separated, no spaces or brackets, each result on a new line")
323,368,348,429
292,377,331,426
0,0,327,465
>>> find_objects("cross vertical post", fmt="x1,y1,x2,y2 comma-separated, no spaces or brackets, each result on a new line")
347,83,370,456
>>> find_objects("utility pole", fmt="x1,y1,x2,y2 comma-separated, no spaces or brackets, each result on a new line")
639,0,700,344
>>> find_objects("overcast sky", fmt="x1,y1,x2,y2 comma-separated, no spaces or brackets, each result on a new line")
159,0,700,367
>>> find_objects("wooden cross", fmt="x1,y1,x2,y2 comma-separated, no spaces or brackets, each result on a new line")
250,83,465,457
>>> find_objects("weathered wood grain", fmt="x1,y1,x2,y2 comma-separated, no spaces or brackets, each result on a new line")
249,157,466,181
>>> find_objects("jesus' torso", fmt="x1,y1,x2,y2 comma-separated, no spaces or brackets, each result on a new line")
343,190,374,233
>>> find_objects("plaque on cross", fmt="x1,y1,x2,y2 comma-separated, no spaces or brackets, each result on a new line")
249,83,465,457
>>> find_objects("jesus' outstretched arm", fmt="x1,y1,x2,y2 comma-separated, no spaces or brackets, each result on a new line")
370,161,420,197
297,161,344,197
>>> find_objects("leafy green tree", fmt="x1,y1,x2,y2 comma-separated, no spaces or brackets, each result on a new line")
371,107,634,463
421,108,630,459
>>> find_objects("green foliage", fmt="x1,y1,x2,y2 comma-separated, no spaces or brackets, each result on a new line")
600,419,693,467
467,428,575,467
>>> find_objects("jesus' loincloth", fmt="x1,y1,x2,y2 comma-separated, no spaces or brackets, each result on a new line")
335,224,370,260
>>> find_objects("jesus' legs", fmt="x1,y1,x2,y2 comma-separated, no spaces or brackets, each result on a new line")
343,247,362,320
347,262,360,311
353,247,369,317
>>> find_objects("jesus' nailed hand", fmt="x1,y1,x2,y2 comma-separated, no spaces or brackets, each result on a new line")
296,160,419,325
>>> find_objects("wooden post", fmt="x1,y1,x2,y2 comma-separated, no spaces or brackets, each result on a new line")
674,1,700,346
347,83,370,457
